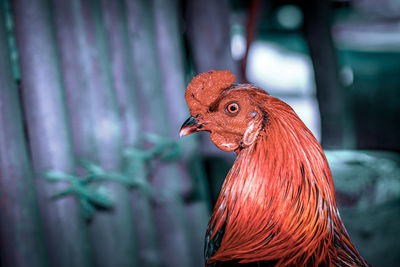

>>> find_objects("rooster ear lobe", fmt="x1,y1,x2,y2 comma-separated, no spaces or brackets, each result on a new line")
242,119,263,146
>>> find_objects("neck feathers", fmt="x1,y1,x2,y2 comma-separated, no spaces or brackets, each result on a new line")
206,97,368,266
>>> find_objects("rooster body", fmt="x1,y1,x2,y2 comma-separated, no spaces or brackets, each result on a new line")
180,71,369,266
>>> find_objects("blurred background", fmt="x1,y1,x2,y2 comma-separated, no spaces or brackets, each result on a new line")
0,0,399,266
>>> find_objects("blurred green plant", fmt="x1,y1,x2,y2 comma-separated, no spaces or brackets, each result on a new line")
124,133,181,163
43,133,182,219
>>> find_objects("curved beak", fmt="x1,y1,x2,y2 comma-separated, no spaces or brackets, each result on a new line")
179,116,204,138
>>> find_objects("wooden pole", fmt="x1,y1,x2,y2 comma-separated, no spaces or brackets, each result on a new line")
0,4,48,267
11,0,93,266
185,0,237,75
51,0,138,266
100,0,160,266
125,0,193,266
153,0,211,265
302,0,349,148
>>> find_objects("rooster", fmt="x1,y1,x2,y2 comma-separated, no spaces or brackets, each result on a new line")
180,70,369,267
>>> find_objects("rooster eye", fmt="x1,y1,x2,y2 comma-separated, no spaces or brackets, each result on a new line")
225,102,240,115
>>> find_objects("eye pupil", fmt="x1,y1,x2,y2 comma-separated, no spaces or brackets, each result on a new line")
226,102,239,114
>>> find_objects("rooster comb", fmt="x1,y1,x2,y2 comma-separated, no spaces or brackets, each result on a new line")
185,70,236,114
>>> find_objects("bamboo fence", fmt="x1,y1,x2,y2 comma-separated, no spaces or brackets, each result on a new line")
0,0,221,266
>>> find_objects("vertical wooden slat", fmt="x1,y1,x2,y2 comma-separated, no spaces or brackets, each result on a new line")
99,0,140,147
125,0,193,266
11,0,93,267
153,0,211,266
100,0,160,266
0,4,48,267
51,0,138,266
51,0,96,159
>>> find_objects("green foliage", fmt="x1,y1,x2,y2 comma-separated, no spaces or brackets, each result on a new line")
43,133,182,219
124,133,181,162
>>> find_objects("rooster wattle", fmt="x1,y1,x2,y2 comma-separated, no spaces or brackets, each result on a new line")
180,70,370,266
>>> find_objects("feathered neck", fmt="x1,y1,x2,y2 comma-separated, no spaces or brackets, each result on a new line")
206,98,368,266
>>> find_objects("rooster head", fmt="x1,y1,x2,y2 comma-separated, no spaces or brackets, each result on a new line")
180,70,268,152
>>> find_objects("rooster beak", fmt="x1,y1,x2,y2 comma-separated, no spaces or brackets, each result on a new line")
179,116,203,138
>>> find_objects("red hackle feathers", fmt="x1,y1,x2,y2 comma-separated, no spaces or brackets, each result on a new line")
206,94,368,266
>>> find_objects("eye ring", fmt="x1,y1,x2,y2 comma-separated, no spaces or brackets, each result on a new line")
225,102,240,115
